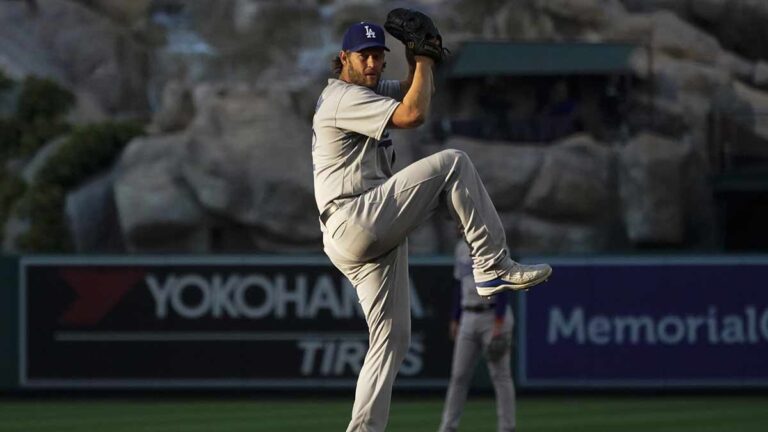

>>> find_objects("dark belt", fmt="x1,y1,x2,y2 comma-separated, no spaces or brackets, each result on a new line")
320,202,340,226
462,303,496,313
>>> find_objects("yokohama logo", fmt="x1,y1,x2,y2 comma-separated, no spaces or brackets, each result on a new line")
58,268,146,326
55,268,421,324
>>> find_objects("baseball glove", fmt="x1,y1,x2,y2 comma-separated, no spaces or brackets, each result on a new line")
384,8,448,63
484,333,511,362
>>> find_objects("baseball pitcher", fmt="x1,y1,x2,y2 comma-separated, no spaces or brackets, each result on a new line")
312,9,552,432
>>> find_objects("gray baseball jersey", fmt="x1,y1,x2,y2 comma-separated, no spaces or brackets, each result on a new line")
312,78,402,213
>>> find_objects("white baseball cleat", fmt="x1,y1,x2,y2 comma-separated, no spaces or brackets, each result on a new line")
475,262,552,297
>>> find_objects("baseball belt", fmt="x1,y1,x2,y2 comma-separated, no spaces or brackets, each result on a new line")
320,202,341,226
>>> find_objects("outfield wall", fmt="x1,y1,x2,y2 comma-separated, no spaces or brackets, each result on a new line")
2,255,767,392
16,255,456,391
517,256,768,389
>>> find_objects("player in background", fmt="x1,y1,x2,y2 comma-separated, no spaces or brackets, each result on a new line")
438,239,516,432
312,15,551,432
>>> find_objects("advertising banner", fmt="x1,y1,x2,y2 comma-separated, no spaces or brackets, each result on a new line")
518,257,768,388
20,256,455,389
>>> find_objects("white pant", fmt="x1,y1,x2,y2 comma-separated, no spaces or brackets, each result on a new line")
323,149,513,432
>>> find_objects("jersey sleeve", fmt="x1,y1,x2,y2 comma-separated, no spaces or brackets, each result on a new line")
376,80,403,101
334,86,400,140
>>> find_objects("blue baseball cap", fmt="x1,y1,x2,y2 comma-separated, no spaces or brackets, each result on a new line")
342,21,390,52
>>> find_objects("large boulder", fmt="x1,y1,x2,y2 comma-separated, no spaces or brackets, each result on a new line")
148,79,195,133
709,0,768,61
539,0,627,27
621,0,768,61
11,0,757,256
630,51,731,100
716,51,754,83
626,94,691,138
185,0,323,58
115,81,321,253
502,212,622,254
184,83,317,245
689,0,730,24
446,134,622,253
607,10,721,64
648,11,721,63
113,132,209,252
603,12,653,42
0,0,148,115
524,134,618,223
66,171,125,252
754,61,768,89
449,0,556,40
77,0,152,25
619,0,688,15
732,81,768,138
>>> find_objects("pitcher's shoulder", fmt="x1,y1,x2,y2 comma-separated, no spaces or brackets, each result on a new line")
317,79,352,108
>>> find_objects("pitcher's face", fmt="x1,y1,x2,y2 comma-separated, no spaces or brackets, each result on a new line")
341,48,386,89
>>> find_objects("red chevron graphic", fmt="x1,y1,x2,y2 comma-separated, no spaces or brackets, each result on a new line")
59,268,145,326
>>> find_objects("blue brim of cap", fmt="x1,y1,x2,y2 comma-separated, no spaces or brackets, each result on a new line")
347,41,390,52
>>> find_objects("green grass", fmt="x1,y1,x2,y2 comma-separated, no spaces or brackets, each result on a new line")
0,396,766,431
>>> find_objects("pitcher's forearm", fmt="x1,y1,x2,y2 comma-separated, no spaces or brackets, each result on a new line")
406,60,433,110
397,59,433,126
399,51,417,95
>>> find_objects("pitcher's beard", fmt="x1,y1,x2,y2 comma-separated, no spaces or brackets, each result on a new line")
349,68,379,89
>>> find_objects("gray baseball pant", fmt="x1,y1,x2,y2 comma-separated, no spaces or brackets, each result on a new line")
438,310,516,432
323,149,512,432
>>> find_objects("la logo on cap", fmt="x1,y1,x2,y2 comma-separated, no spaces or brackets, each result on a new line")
342,21,389,52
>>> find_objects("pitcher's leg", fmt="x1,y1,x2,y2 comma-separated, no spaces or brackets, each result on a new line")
342,242,411,432
441,150,511,273
357,149,510,271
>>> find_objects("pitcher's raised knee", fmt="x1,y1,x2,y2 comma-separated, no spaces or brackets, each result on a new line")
439,148,469,163
436,149,472,174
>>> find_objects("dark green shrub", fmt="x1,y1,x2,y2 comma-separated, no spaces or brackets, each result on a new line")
16,76,75,124
16,121,145,252
15,76,74,156
0,69,11,92
18,119,72,156
36,121,144,188
0,170,27,244
0,118,22,159
0,74,74,159
0,71,143,252
15,185,69,252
